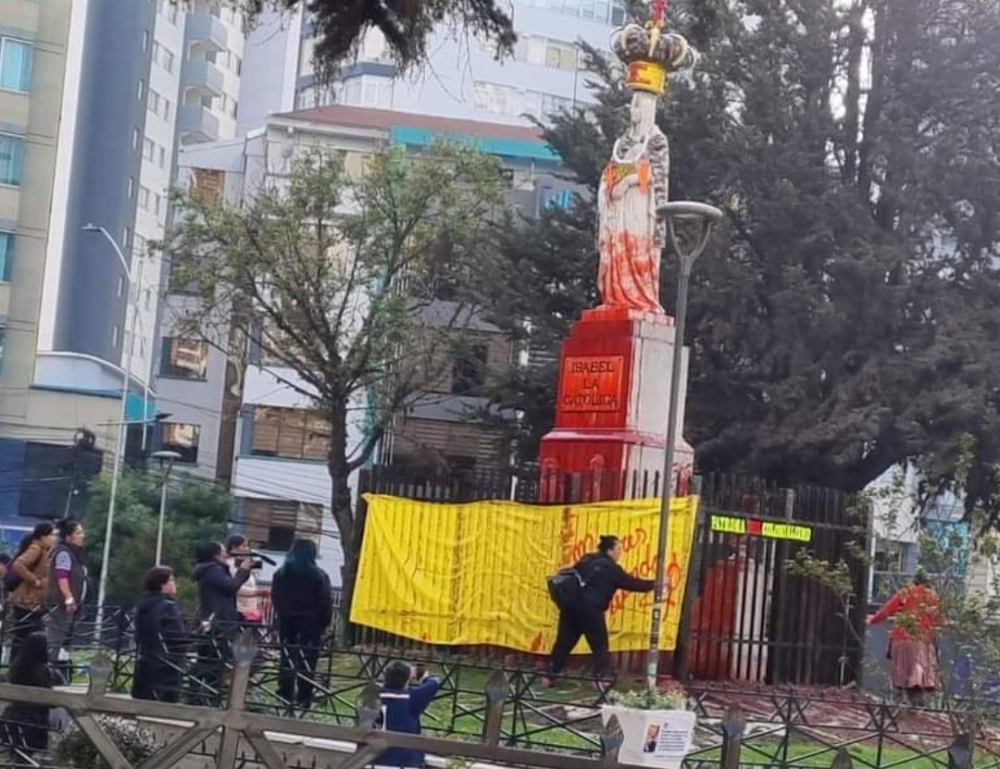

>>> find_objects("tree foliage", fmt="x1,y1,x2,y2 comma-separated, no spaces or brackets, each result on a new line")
242,0,516,80
83,471,230,609
164,143,508,617
488,0,1000,498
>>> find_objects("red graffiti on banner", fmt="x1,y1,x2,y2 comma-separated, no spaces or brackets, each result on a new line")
607,549,684,616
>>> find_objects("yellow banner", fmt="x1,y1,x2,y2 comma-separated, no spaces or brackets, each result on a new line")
351,495,699,654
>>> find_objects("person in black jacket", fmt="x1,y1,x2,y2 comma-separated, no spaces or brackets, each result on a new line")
1,631,52,759
546,534,654,685
132,567,187,703
271,539,332,711
194,542,252,634
191,543,251,705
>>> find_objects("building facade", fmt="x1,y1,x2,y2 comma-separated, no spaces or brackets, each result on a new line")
0,0,245,535
240,1,626,129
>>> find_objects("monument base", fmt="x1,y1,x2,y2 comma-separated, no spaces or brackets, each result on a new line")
538,310,693,502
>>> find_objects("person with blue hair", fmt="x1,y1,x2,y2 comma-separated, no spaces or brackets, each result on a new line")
271,538,333,711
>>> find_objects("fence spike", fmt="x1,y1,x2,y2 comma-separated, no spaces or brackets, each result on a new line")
483,670,508,746
356,682,382,729
600,714,624,768
721,704,746,769
949,733,973,769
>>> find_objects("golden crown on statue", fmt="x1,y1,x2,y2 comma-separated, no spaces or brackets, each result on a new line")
612,0,692,94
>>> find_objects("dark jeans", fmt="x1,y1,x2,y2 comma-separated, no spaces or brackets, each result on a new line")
549,606,611,678
277,617,322,708
9,608,43,663
189,633,231,707
132,657,182,703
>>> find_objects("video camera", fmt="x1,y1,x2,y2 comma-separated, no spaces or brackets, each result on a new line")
235,550,278,571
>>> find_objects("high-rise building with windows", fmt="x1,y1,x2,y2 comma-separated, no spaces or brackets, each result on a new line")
0,0,245,534
238,1,626,132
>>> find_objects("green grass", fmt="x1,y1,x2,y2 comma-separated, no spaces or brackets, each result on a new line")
87,649,1000,767
688,739,964,768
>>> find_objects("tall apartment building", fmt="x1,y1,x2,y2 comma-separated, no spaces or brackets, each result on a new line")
0,0,244,537
238,1,626,132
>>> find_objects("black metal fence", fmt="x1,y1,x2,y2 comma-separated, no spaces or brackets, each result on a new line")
687,475,868,687
0,620,996,769
356,466,869,686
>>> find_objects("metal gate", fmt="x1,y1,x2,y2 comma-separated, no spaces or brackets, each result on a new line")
684,475,867,686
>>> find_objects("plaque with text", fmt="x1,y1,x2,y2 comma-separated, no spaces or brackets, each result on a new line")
559,355,625,412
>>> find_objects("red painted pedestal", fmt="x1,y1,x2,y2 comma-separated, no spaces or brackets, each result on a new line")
538,307,693,501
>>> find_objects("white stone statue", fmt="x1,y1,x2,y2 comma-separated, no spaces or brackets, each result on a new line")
596,13,691,315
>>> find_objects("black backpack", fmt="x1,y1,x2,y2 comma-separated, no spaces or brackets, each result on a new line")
547,567,586,609
3,568,20,594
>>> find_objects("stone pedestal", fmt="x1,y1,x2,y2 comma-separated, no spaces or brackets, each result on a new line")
538,307,693,501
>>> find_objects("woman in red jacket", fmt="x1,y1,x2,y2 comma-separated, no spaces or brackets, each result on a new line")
867,572,941,705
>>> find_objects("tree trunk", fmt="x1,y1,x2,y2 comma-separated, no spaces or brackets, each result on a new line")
327,403,360,644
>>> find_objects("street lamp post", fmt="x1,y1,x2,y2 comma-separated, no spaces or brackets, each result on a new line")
81,223,140,643
645,201,723,692
152,450,181,566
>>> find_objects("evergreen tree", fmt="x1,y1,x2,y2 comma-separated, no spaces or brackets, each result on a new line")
83,471,230,609
487,0,1000,502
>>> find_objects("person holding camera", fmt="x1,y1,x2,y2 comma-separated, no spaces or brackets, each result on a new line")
191,542,252,706
194,542,252,635
224,535,266,623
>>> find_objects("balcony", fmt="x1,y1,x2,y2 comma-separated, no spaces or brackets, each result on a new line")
177,104,220,143
181,58,225,97
185,11,228,52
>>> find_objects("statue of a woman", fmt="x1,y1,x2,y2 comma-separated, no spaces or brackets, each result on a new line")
595,12,689,315
596,89,669,314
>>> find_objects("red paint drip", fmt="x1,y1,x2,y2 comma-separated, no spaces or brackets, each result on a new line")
650,0,668,25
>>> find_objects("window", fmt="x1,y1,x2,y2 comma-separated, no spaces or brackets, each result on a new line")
0,232,12,282
138,185,150,210
0,327,6,375
134,233,146,258
161,337,208,379
519,36,580,71
158,146,167,168
117,275,125,297
147,89,170,120
152,41,175,73
127,177,135,199
0,38,33,92
162,423,200,463
142,30,150,52
132,128,139,151
160,0,178,24
137,78,145,100
191,168,223,204
473,81,521,116
251,406,329,460
517,0,625,24
0,134,24,186
244,499,321,551
153,191,163,216
111,324,120,348
123,225,131,248
451,343,489,395
143,138,155,162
